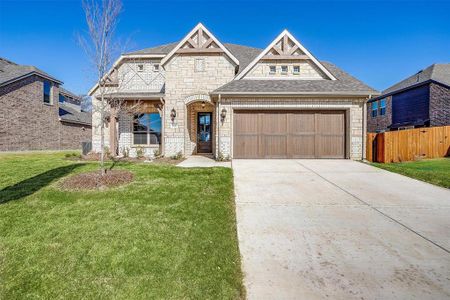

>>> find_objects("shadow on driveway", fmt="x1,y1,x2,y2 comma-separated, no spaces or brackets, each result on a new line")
0,164,84,204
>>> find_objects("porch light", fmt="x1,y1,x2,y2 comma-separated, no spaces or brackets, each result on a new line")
220,108,227,122
201,101,206,108
170,108,176,121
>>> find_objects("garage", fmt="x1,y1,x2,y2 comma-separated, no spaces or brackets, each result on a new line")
233,110,346,159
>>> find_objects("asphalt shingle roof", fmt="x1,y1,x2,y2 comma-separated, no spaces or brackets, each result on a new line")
383,63,450,95
0,57,61,87
59,103,92,125
212,62,379,95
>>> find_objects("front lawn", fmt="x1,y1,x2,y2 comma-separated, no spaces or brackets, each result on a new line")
370,158,450,189
0,152,243,299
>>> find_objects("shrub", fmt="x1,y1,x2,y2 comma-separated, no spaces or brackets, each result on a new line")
122,147,129,158
153,149,161,158
170,151,183,160
136,147,144,159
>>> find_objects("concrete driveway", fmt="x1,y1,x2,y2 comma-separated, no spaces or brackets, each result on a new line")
233,159,450,300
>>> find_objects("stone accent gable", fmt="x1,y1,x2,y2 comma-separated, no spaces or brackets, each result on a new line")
117,59,165,93
163,54,235,156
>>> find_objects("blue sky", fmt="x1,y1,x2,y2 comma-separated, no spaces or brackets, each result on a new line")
1,0,449,95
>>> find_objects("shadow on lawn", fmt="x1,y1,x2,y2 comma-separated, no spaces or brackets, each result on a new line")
0,164,84,204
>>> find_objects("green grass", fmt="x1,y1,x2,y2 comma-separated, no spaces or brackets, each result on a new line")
370,158,450,189
0,152,244,299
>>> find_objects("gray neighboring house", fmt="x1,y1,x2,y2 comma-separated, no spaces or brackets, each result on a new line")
367,63,450,132
89,23,378,160
0,57,92,151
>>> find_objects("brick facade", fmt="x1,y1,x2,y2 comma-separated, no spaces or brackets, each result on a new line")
0,76,91,151
429,83,450,126
367,96,392,132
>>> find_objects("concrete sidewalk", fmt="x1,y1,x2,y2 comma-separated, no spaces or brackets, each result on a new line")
233,159,450,300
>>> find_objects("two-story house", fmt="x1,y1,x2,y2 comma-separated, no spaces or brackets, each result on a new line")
0,58,92,151
89,23,378,159
367,63,450,132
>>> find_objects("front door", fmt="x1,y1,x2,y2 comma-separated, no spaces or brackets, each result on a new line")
197,112,212,153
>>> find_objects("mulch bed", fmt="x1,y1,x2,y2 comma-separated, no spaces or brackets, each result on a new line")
60,170,134,190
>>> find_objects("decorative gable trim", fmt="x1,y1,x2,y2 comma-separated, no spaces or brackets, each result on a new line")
235,30,336,80
160,23,239,66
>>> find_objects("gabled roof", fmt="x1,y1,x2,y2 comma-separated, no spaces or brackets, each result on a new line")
59,103,92,125
383,63,450,94
125,42,179,56
0,57,62,87
160,23,240,66
212,62,378,96
59,87,81,100
235,30,337,80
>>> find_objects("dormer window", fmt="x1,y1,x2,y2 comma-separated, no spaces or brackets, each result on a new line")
293,66,300,74
153,64,160,72
281,66,288,75
137,64,144,72
269,66,276,74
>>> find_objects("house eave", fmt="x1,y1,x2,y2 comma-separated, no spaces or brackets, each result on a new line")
0,72,63,88
211,91,379,97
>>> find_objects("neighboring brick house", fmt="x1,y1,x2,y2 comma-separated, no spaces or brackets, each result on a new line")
367,63,450,133
0,58,91,151
89,23,378,160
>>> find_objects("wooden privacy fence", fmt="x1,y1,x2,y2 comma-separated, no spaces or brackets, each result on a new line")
366,126,450,163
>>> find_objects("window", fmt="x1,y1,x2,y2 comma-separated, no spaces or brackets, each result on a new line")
153,64,160,72
371,101,378,118
195,58,205,72
293,66,300,74
281,65,288,74
269,65,276,74
379,98,386,116
43,80,52,104
137,64,144,72
59,94,65,103
133,113,162,145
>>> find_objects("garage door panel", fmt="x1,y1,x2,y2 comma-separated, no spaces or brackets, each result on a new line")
234,110,345,159
289,135,315,158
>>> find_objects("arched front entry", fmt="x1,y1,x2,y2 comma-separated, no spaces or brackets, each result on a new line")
184,94,215,156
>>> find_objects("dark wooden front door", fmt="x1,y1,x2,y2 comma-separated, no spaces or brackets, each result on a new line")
197,112,212,153
233,110,346,159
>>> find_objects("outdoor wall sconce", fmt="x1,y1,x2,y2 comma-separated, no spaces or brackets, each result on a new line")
220,108,227,122
201,101,206,108
170,108,176,121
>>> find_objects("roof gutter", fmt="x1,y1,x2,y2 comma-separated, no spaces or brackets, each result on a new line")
211,91,380,97
0,71,63,88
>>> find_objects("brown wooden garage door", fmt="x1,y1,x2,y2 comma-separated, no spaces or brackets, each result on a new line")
233,110,346,159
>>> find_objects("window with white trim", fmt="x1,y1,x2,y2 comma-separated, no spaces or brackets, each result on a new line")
137,64,144,72
293,65,300,74
133,113,162,145
153,64,160,72
281,65,288,74
269,65,276,74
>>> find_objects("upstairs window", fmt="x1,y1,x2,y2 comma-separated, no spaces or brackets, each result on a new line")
379,98,386,116
59,94,65,103
133,113,162,145
269,65,276,74
43,80,52,104
281,65,288,74
137,64,144,72
293,66,300,74
371,101,378,118
153,64,160,72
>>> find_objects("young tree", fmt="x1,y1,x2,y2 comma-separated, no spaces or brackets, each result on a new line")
79,0,122,175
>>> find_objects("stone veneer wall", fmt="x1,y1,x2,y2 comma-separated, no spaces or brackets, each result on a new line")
217,97,366,160
429,83,450,127
245,60,325,79
366,96,392,133
0,76,90,151
163,54,236,156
